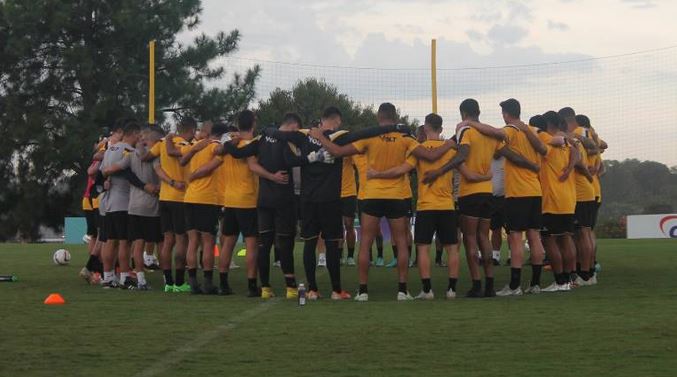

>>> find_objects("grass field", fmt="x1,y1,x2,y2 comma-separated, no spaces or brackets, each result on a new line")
1,239,676,377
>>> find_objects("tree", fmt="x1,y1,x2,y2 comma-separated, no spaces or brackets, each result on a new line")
0,0,259,240
256,78,418,130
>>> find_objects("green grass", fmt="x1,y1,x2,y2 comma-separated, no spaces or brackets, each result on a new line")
1,239,677,377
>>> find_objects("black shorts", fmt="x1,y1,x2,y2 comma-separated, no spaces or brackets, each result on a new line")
98,214,108,242
159,201,186,235
103,211,128,240
84,210,99,237
221,207,258,238
341,196,357,218
361,199,410,219
505,196,543,232
415,210,459,245
490,196,505,231
574,201,596,229
458,193,494,219
258,205,297,236
184,203,220,235
301,200,343,240
591,200,601,230
127,215,162,243
542,214,575,236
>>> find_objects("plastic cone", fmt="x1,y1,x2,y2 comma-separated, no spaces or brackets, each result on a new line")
44,293,66,305
214,244,220,257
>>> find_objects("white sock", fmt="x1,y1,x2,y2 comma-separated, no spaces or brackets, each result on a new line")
103,271,114,282
492,250,501,260
136,272,146,285
143,252,152,264
120,272,129,284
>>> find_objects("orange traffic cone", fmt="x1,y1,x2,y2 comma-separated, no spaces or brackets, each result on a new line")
44,293,66,305
214,244,220,257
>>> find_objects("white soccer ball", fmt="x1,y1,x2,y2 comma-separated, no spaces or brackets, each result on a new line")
53,249,71,265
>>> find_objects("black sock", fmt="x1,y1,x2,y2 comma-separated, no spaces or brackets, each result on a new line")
531,265,543,287
347,247,355,258
326,240,342,293
248,278,257,291
509,268,521,290
219,272,229,289
435,249,442,264
203,270,213,285
303,239,318,291
285,276,297,288
422,278,431,293
279,235,296,275
258,232,274,287
377,246,383,258
175,268,185,286
589,268,596,277
448,278,458,291
579,270,590,281
85,254,97,270
187,268,197,287
392,245,398,260
163,269,174,286
376,236,384,258
472,279,481,291
398,282,407,294
563,271,572,284
485,277,494,292
359,284,368,294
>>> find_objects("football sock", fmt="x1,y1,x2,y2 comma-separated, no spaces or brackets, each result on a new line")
174,268,185,286
163,269,174,285
472,279,481,291
284,276,297,288
531,265,543,287
247,278,257,291
359,284,368,295
120,272,129,285
326,240,342,293
422,278,431,293
347,247,355,258
376,235,384,258
303,239,318,291
485,277,494,292
219,272,230,290
448,278,458,292
258,232,274,287
398,282,407,294
509,268,521,290
492,250,501,261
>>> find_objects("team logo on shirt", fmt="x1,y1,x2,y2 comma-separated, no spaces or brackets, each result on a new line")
265,136,277,143
379,135,396,142
659,215,677,238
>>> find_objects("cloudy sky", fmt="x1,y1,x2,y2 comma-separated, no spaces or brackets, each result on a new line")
181,0,677,165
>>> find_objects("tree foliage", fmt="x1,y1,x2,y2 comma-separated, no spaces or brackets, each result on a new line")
0,0,259,240
256,78,418,130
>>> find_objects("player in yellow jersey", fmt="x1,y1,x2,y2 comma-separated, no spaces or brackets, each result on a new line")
576,114,604,284
213,111,261,297
559,107,596,287
423,99,504,298
313,103,454,301
182,123,227,294
367,113,491,299
145,117,196,292
537,111,580,292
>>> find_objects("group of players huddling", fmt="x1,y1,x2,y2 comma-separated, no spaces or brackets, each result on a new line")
79,98,606,301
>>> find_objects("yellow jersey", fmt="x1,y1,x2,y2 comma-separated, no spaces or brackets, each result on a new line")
352,132,419,200
574,142,596,202
353,154,368,200
410,140,456,211
341,156,357,198
541,141,576,214
149,136,190,202
221,139,258,208
183,142,223,205
458,127,503,197
504,125,542,198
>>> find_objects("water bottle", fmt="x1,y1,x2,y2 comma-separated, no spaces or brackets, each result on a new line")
298,283,306,306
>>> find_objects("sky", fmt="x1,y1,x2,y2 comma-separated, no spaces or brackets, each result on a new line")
179,0,677,165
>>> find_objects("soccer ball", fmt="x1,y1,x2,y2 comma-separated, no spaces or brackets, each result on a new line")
53,249,71,265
